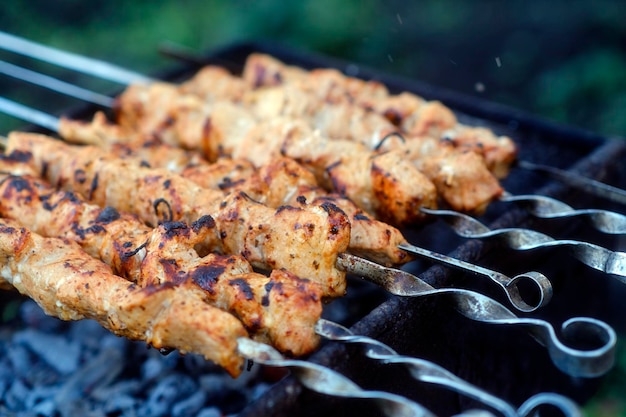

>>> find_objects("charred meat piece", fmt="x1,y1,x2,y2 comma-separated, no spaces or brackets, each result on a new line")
0,217,247,376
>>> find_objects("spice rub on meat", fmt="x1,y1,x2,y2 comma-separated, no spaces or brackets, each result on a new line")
0,155,324,355
41,114,413,265
0,217,247,376
6,132,351,298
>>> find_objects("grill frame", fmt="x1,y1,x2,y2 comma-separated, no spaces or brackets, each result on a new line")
2,41,625,416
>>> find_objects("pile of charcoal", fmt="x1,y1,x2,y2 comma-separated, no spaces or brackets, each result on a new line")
0,299,272,417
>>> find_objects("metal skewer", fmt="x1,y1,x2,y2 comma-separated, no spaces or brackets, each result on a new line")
316,319,582,417
0,96,553,313
499,192,626,235
0,31,154,85
336,253,616,379
421,208,626,281
237,338,438,417
517,160,626,207
0,60,115,107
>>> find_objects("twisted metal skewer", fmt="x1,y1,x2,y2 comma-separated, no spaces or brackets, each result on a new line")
518,160,626,207
237,338,438,417
0,31,153,85
394,242,552,313
337,253,616,378
316,319,582,417
499,192,626,235
420,208,626,281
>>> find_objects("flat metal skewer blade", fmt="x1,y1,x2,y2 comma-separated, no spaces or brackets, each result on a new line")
0,60,115,107
0,96,59,132
0,31,154,85
519,160,626,206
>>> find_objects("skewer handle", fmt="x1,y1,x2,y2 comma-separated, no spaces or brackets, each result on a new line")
422,208,626,280
337,254,616,378
316,319,582,417
237,338,436,417
500,192,626,235
397,243,552,312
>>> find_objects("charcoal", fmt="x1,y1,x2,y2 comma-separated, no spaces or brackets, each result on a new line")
136,374,197,417
196,407,223,417
30,398,56,417
55,348,124,405
6,344,32,376
24,385,59,410
5,378,29,411
171,390,207,417
102,394,138,415
14,328,81,375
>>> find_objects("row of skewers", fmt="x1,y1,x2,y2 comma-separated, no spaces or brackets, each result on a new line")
0,31,623,415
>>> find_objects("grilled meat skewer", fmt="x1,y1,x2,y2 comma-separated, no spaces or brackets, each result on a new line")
6,132,351,298
0,217,247,376
112,89,445,223
239,53,517,177
114,82,502,215
55,114,411,264
0,157,324,354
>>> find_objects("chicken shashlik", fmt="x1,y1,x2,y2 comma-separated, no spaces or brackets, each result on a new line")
0,154,323,355
238,53,517,178
0,217,247,376
5,132,351,298
56,113,411,265
113,81,504,215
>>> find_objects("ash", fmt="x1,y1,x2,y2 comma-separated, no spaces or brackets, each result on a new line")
0,300,271,417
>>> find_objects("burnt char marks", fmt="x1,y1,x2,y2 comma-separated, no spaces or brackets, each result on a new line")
261,280,275,307
87,173,100,201
192,215,216,232
73,169,87,185
191,264,226,295
159,258,187,285
228,278,254,301
161,221,189,239
319,201,349,237
95,207,121,224
3,176,33,193
4,150,33,163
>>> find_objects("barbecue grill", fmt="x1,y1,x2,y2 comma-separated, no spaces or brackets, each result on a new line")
1,39,625,417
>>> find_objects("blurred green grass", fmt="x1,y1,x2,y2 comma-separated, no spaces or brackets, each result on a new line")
1,2,625,416
1,0,625,137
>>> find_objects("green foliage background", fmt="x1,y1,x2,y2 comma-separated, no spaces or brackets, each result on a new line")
1,1,625,416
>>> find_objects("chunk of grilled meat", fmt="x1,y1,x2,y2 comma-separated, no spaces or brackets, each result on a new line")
0,170,148,281
59,111,207,173
0,217,247,376
375,134,504,214
0,156,324,353
229,156,411,265
241,53,517,176
6,132,351,298
140,220,323,355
